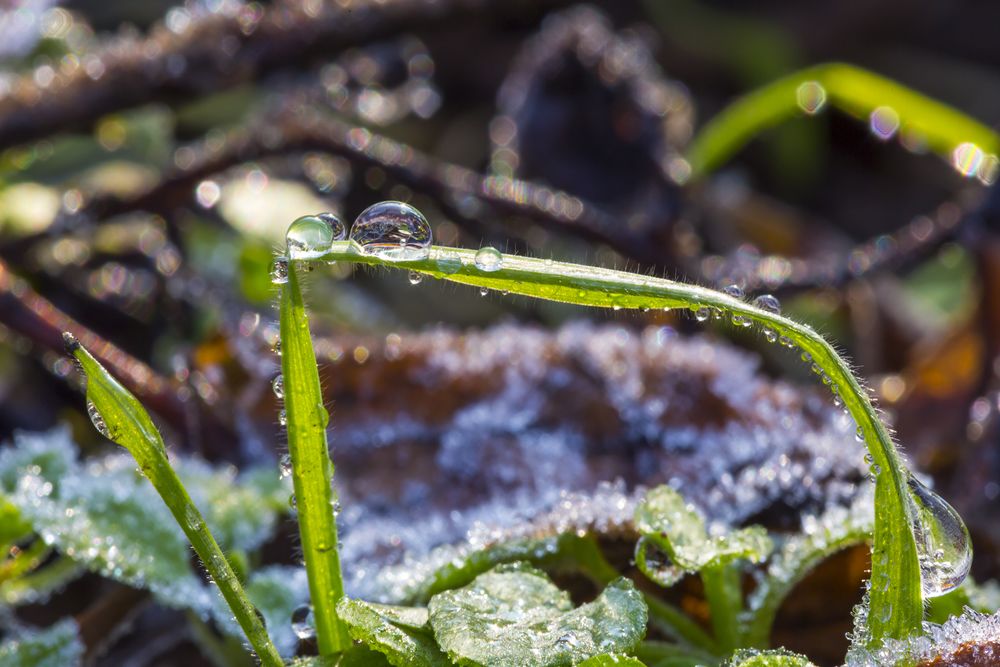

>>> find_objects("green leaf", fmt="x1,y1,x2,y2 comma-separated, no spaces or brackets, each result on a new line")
634,486,772,576
66,339,283,666
428,563,647,666
337,598,449,666
0,619,83,667
724,648,817,666
578,656,648,666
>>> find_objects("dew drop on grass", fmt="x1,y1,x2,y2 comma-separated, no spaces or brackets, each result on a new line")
270,257,289,284
753,294,781,313
289,494,297,510
278,409,287,426
723,284,751,327
693,306,710,322
86,400,111,439
474,246,503,272
291,605,314,640
286,213,344,259
408,270,423,285
480,286,489,297
279,453,292,479
906,474,972,597
349,201,432,261
272,374,283,399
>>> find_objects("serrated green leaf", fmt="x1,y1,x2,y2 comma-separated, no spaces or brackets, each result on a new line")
634,486,772,576
0,619,83,667
337,598,449,666
428,563,647,666
724,648,816,667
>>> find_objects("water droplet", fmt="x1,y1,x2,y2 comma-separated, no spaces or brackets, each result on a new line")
555,632,581,649
350,201,432,261
254,606,268,629
87,400,111,439
408,270,423,285
693,306,710,322
279,453,292,478
907,474,972,597
796,81,827,115
752,294,781,314
474,246,503,272
286,213,342,259
289,494,297,510
779,335,795,348
278,409,287,426
62,331,80,353
272,340,281,356
723,284,745,300
763,329,778,344
291,605,314,640
270,257,289,284
479,286,489,297
272,375,284,399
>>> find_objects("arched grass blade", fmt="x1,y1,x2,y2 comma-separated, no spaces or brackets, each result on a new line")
317,240,927,647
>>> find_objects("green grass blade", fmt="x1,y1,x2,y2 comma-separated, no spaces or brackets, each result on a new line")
65,336,283,667
279,263,351,654
317,240,925,645
685,62,1000,180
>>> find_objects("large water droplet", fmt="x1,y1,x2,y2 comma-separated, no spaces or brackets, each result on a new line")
291,605,314,640
270,257,289,284
286,214,342,259
907,474,972,597
474,246,503,272
350,201,431,261
87,400,111,439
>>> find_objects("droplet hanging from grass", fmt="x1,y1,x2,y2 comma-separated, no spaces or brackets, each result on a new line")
270,258,289,285
291,605,315,640
349,201,432,261
906,474,972,597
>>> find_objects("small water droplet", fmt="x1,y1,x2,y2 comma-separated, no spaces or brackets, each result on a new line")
408,270,423,285
278,409,287,426
752,293,781,314
62,331,80,353
723,284,745,300
350,201,432,261
254,606,268,629
270,257,289,284
694,306,710,322
272,340,281,356
474,246,503,272
289,494,297,510
279,453,292,478
907,474,972,597
479,286,489,297
763,329,778,343
272,375,284,399
286,213,342,259
87,400,111,439
779,335,795,348
291,605,314,640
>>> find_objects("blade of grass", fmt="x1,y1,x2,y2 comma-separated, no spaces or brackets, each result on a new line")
65,336,283,667
701,563,743,653
685,62,1000,180
315,241,925,646
279,263,350,654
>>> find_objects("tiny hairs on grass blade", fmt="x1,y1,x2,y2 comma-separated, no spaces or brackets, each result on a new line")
63,334,283,667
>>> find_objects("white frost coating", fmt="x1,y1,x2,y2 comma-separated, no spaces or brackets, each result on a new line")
849,608,1000,666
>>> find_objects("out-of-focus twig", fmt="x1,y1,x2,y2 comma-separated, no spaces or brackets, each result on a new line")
0,0,566,151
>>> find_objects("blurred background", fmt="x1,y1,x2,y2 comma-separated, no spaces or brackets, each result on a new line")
1,0,1000,663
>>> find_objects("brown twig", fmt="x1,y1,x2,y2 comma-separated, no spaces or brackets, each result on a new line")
0,0,566,152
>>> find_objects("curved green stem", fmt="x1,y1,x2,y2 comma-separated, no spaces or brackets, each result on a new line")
311,241,924,645
686,62,1000,180
279,264,350,654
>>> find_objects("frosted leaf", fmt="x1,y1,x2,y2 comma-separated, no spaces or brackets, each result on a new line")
428,563,646,666
725,648,817,666
210,566,310,658
634,485,772,575
0,619,83,667
336,598,449,666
